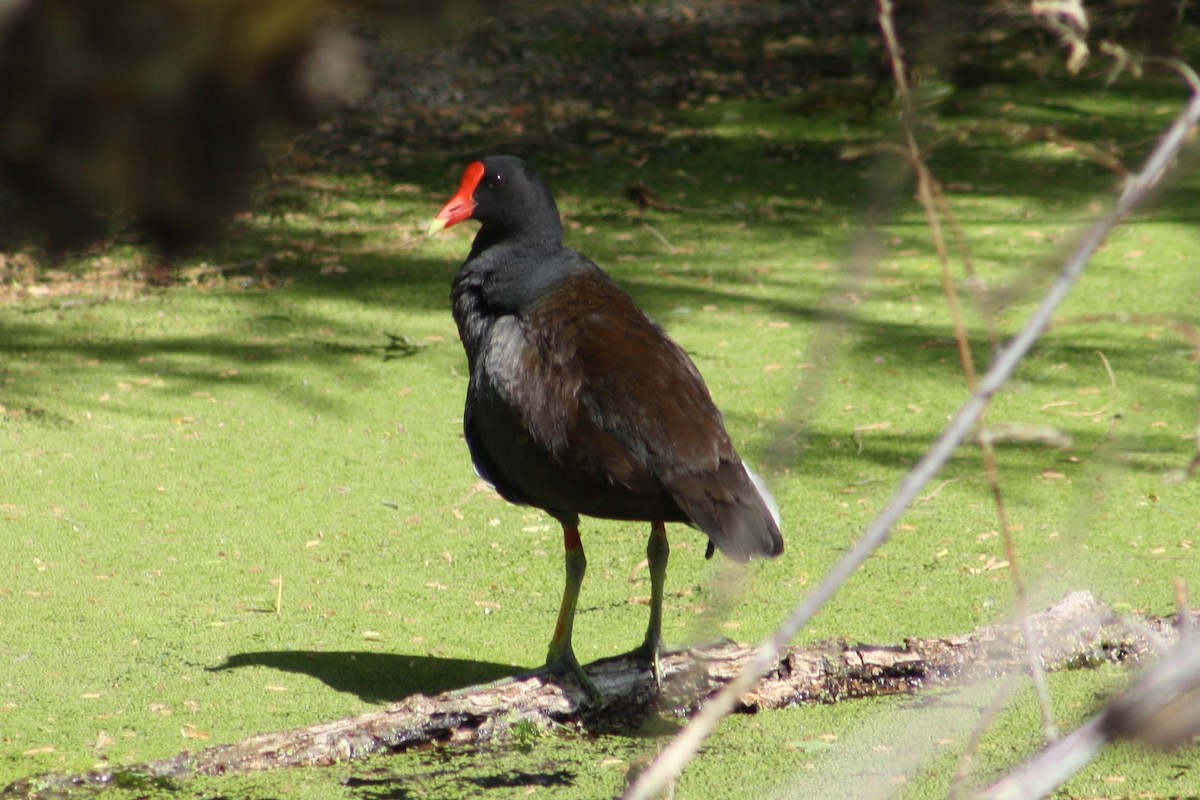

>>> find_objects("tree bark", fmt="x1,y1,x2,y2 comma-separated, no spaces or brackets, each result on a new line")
5,591,1176,794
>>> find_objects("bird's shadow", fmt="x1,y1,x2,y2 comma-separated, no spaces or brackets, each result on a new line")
208,650,522,704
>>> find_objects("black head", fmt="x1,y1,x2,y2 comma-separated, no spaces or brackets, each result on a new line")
430,155,563,245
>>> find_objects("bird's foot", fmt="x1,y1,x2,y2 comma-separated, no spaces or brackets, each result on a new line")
598,636,666,690
637,636,665,690
546,648,603,703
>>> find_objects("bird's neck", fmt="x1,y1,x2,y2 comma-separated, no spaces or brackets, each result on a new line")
451,234,586,355
469,217,563,260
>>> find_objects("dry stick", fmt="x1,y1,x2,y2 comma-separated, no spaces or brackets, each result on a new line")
877,0,1059,742
621,53,1200,800
877,1,976,389
931,182,1001,353
978,633,1200,800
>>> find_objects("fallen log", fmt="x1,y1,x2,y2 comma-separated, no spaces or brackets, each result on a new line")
5,591,1176,795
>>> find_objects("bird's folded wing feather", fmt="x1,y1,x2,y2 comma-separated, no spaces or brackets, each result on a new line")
500,269,780,556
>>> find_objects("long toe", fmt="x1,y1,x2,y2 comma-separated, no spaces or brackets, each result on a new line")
632,638,664,690
547,648,602,703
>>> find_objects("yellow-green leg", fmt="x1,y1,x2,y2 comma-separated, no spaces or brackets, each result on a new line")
635,521,669,685
545,524,602,701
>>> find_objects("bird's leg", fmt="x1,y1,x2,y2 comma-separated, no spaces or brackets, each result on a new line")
635,521,669,686
544,524,602,701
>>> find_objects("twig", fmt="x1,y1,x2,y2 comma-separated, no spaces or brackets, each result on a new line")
917,474,978,503
880,0,1057,741
1030,0,1091,74
978,633,1200,799
931,182,1001,353
622,48,1200,800
641,223,681,254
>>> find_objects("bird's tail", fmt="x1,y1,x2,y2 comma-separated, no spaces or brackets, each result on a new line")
744,463,781,533
693,460,783,562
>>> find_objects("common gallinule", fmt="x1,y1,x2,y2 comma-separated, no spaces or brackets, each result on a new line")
430,156,783,698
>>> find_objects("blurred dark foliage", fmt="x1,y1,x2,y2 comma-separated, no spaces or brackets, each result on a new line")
0,0,510,254
0,0,1187,257
0,0,359,252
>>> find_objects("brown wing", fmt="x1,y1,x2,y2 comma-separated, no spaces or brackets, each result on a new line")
508,268,782,560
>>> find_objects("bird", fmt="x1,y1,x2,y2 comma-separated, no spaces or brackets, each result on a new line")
429,155,783,699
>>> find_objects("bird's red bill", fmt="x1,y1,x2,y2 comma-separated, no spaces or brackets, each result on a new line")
428,161,486,235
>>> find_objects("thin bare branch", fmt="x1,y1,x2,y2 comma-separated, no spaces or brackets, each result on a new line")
1030,0,1091,73
881,0,1056,742
622,57,1200,800
978,634,1200,799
